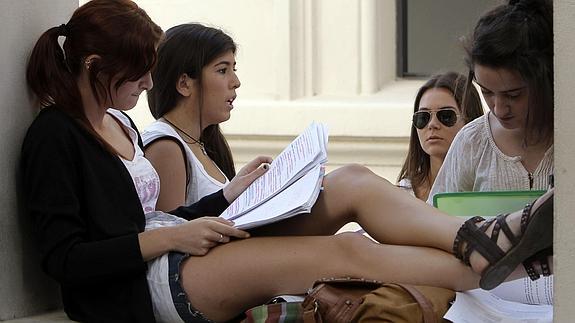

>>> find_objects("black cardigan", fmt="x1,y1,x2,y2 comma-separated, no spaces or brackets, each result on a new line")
20,107,228,322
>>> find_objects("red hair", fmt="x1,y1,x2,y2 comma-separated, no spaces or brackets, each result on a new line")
26,0,163,149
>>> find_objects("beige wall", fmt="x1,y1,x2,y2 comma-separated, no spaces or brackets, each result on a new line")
0,1,77,319
553,0,575,321
127,0,413,182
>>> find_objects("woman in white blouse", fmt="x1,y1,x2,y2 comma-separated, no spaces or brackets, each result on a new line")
428,0,554,198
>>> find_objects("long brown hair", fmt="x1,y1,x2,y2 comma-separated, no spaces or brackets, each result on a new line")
26,0,163,152
397,72,483,191
147,23,236,179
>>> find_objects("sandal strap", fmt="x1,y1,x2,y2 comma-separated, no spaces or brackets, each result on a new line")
495,214,520,246
463,218,495,265
453,211,528,269
523,261,541,280
522,247,553,280
541,258,552,277
519,202,547,281
453,216,483,265
490,216,502,243
521,203,533,234
454,216,505,266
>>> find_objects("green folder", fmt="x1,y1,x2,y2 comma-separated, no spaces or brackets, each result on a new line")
433,190,546,217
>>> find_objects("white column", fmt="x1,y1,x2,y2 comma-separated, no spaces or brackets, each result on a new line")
377,0,397,87
360,0,378,94
271,0,316,100
314,0,361,95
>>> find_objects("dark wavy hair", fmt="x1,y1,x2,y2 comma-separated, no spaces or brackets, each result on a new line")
463,0,553,146
397,72,483,191
26,0,162,152
147,23,236,179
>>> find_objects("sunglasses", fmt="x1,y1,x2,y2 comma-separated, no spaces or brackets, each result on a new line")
412,108,459,129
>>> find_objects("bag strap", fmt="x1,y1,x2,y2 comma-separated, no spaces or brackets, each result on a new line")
302,302,318,323
396,284,437,323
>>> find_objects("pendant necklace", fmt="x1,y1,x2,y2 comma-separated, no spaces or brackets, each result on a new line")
163,118,208,156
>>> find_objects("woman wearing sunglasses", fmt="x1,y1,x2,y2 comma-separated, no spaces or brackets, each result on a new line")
398,72,483,201
428,0,553,198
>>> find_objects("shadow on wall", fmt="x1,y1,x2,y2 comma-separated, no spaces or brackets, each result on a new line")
8,167,62,320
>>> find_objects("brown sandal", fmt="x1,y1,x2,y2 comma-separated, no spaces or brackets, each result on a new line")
452,189,554,290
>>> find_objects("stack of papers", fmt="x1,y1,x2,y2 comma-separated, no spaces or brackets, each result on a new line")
445,276,553,323
220,122,328,229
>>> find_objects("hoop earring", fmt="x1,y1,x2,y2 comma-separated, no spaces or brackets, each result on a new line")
85,59,92,70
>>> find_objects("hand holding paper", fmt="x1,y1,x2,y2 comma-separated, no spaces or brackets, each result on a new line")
220,122,328,229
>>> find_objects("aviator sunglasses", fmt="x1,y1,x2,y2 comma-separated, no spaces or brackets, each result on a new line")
412,108,459,129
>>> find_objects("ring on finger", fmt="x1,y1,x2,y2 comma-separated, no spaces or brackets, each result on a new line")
218,233,224,242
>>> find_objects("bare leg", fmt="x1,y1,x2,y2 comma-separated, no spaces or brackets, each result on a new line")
181,233,479,322
251,164,463,253
250,165,553,279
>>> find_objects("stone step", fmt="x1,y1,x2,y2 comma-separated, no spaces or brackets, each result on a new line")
3,311,71,323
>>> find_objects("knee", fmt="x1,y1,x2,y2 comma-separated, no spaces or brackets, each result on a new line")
332,232,374,256
336,163,372,178
326,164,390,189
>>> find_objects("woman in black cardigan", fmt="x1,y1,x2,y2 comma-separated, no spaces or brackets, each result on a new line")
21,1,554,322
22,1,268,321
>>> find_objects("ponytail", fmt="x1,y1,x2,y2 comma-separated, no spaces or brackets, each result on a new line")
26,26,82,119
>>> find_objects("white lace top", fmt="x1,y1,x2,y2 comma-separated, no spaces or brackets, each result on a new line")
108,109,187,323
428,112,554,203
108,109,160,213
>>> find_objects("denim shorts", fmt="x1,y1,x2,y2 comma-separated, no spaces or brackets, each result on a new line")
168,252,214,323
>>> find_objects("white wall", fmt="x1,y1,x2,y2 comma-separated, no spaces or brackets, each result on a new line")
0,1,78,319
128,0,413,182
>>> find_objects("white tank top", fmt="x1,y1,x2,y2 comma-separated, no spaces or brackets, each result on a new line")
107,109,160,213
107,110,190,323
142,120,229,205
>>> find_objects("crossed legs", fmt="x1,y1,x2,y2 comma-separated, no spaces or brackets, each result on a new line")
180,164,552,321
251,164,462,253
181,165,478,321
181,233,478,321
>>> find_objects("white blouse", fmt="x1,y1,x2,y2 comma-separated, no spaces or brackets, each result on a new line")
428,112,553,203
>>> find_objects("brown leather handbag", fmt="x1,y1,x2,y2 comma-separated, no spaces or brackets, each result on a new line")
301,277,455,323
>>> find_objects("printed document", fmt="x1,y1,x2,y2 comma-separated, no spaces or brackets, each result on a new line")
220,122,328,228
445,276,553,322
